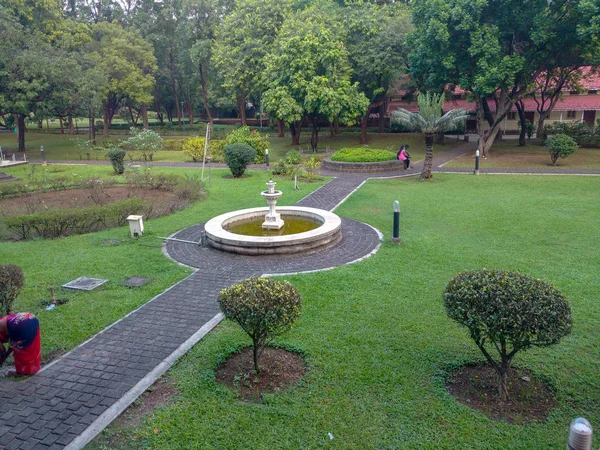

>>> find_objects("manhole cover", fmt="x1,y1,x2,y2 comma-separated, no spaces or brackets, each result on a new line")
121,277,151,287
62,277,108,291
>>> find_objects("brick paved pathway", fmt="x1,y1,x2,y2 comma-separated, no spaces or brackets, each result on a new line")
2,141,598,450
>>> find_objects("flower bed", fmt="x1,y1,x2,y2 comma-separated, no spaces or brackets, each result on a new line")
324,148,404,173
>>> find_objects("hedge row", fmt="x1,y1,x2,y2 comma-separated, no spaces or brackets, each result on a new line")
4,198,144,240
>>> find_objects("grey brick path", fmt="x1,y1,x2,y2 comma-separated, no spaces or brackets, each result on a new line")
3,141,598,450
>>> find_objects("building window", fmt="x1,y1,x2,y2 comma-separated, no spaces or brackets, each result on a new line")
567,110,577,119
589,90,598,95
507,111,517,120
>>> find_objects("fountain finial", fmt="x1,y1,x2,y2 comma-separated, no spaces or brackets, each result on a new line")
261,180,284,229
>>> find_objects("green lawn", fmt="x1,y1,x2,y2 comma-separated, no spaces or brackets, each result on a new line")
90,174,599,449
0,164,326,359
444,138,600,169
0,131,454,164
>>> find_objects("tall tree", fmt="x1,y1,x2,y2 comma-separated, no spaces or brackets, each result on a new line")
212,0,291,126
408,0,600,157
392,92,468,180
89,21,157,137
344,2,411,144
263,3,369,149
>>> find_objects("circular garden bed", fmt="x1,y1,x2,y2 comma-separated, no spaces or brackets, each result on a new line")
324,148,404,173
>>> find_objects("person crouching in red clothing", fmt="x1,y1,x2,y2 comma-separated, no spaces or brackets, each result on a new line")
0,312,41,375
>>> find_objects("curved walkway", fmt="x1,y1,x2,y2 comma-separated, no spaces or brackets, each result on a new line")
2,141,599,450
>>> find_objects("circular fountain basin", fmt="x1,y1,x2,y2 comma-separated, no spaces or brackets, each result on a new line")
204,206,342,255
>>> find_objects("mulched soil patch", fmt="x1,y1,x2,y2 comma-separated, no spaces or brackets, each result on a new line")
0,186,177,216
446,363,556,424
215,346,306,402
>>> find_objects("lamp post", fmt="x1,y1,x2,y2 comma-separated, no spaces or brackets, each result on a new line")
265,148,269,167
41,146,46,166
392,200,401,244
474,149,480,175
568,418,593,450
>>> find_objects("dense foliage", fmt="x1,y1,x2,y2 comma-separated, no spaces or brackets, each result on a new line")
546,134,579,165
543,122,600,148
331,148,397,163
444,269,572,400
105,149,126,174
218,277,302,372
119,128,163,162
223,143,256,178
223,127,268,164
182,137,207,162
0,265,25,316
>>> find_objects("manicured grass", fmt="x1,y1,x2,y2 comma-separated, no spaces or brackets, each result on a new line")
0,164,326,359
445,138,600,169
0,131,455,164
90,174,600,449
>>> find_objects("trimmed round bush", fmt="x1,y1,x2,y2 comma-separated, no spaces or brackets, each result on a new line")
0,265,25,316
223,143,256,178
444,269,572,400
546,133,578,165
218,277,302,372
330,148,397,162
105,149,126,174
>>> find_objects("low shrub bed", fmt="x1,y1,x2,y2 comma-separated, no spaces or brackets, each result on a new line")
5,198,145,239
330,148,397,162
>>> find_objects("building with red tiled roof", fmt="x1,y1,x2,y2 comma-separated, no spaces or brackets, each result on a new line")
387,67,600,134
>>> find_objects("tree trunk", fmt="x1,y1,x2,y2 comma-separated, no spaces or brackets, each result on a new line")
329,122,335,137
277,119,284,138
498,362,510,401
536,113,549,138
103,100,110,138
419,134,434,180
252,343,260,373
334,120,340,135
198,62,213,130
290,122,301,146
38,119,43,129
154,85,164,126
310,119,319,152
169,42,182,126
237,93,247,126
68,115,74,135
59,116,64,134
91,105,96,145
141,104,148,130
516,101,527,147
17,114,26,152
360,116,369,145
378,103,386,133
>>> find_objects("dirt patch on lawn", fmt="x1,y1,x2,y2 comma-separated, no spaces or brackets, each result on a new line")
0,186,178,216
216,346,306,403
446,363,556,424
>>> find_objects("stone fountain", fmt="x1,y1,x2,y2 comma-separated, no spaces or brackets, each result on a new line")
203,181,342,255
261,180,284,230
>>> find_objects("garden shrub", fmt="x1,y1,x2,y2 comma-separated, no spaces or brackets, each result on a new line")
302,155,322,179
0,265,25,316
272,159,291,176
285,150,302,165
542,121,600,147
119,128,163,162
224,126,268,164
223,143,256,178
330,148,397,162
106,149,126,174
5,198,144,239
209,139,226,163
545,134,578,165
443,269,572,400
173,175,204,201
218,277,302,372
163,139,185,151
182,136,206,162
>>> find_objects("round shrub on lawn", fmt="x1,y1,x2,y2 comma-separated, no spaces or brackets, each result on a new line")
218,277,302,372
223,143,256,178
545,133,578,165
105,149,126,174
443,269,572,400
330,148,397,162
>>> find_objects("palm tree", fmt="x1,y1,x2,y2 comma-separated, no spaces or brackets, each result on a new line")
392,92,469,180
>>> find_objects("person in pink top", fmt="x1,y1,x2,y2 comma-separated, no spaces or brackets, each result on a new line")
0,312,41,375
397,145,411,169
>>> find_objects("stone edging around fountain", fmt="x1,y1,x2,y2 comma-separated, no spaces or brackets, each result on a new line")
322,158,405,173
204,206,342,255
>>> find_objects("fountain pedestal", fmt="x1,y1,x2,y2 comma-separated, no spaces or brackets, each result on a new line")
261,180,284,230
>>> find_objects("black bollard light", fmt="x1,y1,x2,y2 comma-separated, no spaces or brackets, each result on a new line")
392,200,402,244
41,145,47,166
265,148,269,167
474,149,480,175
